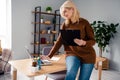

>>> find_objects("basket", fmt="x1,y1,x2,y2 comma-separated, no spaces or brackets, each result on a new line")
95,57,109,70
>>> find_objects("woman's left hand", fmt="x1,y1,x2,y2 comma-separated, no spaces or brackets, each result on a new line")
74,38,86,46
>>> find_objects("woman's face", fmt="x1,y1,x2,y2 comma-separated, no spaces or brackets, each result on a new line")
62,7,74,20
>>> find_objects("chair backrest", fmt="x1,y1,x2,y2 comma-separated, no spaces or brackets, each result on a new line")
1,49,12,72
42,46,52,55
2,49,12,61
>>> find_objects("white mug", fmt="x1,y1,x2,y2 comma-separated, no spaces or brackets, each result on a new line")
31,66,38,73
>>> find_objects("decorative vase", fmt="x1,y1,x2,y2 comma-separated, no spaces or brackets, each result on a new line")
48,29,51,34
41,19,44,23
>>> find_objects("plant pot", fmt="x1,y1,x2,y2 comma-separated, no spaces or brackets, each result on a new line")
47,10,51,13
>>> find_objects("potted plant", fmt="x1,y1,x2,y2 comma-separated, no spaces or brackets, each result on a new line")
46,6,52,13
91,21,119,57
91,21,119,69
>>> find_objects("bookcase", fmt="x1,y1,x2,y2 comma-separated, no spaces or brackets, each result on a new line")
32,6,61,56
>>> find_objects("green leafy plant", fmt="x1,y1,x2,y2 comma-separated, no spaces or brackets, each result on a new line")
91,21,119,57
46,6,52,12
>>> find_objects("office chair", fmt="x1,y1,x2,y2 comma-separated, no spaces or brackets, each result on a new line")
42,46,66,80
42,46,52,55
0,49,12,75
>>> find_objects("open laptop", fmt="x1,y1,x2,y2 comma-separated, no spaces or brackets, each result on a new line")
24,46,52,66
60,30,80,46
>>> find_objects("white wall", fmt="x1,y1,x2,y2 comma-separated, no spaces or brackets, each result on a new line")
74,0,120,22
74,0,120,71
11,0,65,60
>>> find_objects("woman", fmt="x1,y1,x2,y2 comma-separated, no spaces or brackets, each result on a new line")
42,0,96,80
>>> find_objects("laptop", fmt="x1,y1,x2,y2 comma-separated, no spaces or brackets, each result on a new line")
60,30,80,46
24,46,52,66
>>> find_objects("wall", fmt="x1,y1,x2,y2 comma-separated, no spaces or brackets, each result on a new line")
11,0,65,60
74,0,120,71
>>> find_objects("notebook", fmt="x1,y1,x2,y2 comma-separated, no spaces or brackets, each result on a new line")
60,30,80,46
24,46,52,66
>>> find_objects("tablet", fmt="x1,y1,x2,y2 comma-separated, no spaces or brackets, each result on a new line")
60,30,80,46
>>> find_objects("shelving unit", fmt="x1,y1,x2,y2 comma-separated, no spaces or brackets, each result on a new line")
32,6,61,56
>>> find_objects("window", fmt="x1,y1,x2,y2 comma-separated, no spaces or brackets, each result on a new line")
0,0,11,49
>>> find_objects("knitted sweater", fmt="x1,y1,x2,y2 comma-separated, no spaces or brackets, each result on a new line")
48,18,96,63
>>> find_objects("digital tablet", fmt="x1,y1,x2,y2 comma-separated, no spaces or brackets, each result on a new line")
60,30,80,46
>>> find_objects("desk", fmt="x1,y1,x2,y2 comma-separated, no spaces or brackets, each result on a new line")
9,54,66,80
95,57,106,80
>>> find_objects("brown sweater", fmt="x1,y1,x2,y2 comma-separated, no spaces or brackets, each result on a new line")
48,18,96,63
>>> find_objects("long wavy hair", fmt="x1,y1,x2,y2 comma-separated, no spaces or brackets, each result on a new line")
60,0,80,25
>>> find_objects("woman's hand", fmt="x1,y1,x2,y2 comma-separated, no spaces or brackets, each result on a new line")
40,55,50,60
74,38,86,46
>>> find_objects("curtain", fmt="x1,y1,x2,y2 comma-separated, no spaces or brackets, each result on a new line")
0,0,11,49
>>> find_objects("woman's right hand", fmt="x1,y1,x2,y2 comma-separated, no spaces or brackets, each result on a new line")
40,55,50,60
74,38,86,46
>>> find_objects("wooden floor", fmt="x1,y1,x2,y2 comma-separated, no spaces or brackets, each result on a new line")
0,68,120,80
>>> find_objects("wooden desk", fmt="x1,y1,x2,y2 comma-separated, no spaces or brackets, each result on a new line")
95,57,106,80
9,54,66,80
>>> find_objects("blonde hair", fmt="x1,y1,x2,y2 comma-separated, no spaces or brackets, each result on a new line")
60,0,80,25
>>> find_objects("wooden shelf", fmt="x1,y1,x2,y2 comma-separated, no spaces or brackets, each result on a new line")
32,31,58,35
32,22,51,25
31,43,53,45
32,22,61,26
32,11,60,16
32,7,61,55
31,54,40,57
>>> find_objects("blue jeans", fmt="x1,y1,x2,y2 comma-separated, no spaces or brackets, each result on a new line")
65,56,94,80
